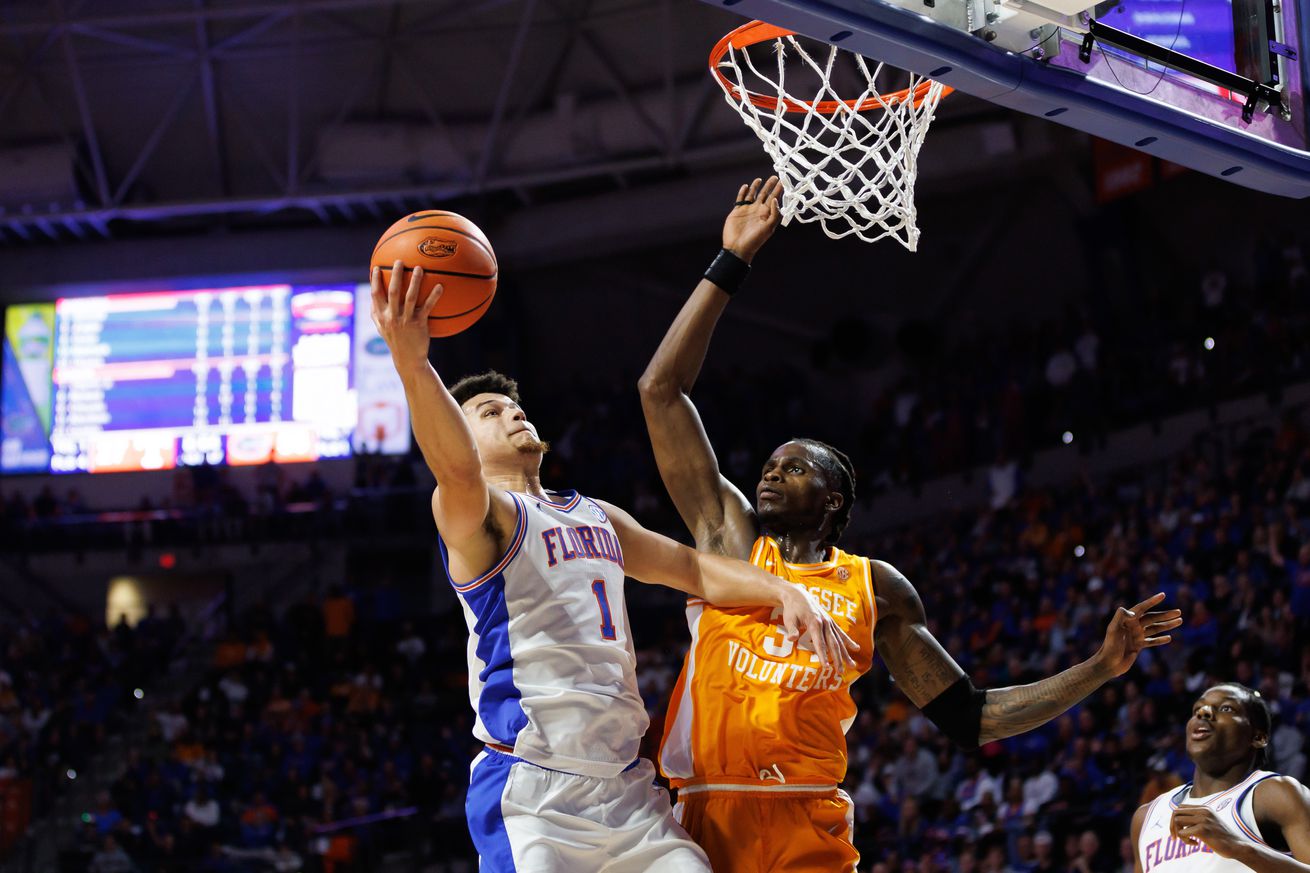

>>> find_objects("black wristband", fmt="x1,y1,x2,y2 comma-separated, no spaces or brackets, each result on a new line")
703,248,751,296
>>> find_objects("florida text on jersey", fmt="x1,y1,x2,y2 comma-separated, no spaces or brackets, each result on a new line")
440,490,647,777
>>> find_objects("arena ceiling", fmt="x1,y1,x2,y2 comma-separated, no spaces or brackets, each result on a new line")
0,0,1083,251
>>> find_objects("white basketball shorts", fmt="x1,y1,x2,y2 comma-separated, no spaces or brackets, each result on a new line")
466,747,711,872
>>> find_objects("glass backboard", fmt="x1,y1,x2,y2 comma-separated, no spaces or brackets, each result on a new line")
699,0,1310,196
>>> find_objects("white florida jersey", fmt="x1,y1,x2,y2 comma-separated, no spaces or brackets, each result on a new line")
439,489,648,778
1138,770,1289,872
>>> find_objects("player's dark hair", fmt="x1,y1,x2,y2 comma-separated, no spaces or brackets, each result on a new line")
791,437,856,545
1240,684,1274,769
449,370,521,408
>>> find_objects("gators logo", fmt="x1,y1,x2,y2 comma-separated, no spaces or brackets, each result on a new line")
419,237,457,258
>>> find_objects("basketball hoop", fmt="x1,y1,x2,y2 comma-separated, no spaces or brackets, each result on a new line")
710,21,952,251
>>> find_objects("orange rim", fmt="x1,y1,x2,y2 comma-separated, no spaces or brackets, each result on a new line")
708,20,954,114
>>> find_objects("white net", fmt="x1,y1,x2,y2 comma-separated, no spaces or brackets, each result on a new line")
713,29,948,251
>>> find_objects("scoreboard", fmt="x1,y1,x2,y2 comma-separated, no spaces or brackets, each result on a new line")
1,283,410,474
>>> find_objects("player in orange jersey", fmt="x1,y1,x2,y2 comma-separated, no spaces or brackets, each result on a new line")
637,176,1185,873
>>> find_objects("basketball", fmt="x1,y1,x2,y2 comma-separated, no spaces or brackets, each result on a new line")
370,211,498,337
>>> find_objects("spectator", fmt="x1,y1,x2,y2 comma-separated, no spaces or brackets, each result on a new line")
89,835,137,873
322,586,355,643
184,784,221,830
893,736,940,801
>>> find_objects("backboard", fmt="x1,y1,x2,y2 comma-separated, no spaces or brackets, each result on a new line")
699,0,1310,197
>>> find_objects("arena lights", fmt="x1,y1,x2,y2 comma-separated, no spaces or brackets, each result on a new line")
1204,337,1216,350
1074,545,1086,558
1062,431,1074,445
66,769,77,780
134,688,144,700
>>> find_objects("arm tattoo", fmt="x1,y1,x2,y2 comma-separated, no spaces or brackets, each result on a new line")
875,564,966,706
892,628,964,705
978,658,1109,744
874,560,1110,742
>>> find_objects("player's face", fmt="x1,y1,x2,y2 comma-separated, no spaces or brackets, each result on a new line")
1185,685,1264,768
462,393,547,459
755,442,840,531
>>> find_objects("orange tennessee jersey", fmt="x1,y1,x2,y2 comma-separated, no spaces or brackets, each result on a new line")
659,536,877,790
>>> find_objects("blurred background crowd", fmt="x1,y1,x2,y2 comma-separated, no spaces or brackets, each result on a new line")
1,235,1309,873
5,399,1308,871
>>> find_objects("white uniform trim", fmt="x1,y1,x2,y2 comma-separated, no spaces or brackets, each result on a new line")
678,782,838,795
443,488,647,779
660,602,704,781
1138,769,1289,873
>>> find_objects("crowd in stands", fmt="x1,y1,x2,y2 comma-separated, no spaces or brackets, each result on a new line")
0,455,430,556
0,605,185,857
818,407,1310,872
70,583,474,873
47,399,1310,872
4,231,1309,871
4,236,1309,556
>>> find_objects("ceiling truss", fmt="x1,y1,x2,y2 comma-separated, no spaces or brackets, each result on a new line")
0,0,756,244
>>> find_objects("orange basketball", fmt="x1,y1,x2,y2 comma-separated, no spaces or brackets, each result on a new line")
371,211,498,337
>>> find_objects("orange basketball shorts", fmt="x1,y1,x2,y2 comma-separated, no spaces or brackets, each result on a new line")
674,788,858,873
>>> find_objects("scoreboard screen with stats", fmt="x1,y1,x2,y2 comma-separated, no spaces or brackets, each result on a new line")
1,283,410,474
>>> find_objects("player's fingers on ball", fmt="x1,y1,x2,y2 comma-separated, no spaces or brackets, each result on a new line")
422,283,444,315
388,260,407,314
403,265,424,314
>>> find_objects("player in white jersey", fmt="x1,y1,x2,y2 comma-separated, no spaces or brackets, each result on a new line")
1132,683,1310,873
369,262,858,872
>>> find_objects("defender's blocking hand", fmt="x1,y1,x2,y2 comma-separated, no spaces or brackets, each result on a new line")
722,176,783,263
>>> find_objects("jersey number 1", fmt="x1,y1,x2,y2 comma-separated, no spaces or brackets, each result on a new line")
591,579,617,640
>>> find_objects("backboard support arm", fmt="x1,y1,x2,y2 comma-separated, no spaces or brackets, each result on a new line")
1080,17,1286,124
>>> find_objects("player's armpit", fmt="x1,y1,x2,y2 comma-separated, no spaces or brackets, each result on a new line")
432,486,514,586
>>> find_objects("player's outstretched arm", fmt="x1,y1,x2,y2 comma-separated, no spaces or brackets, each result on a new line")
370,262,490,546
597,498,857,673
1170,777,1310,871
637,177,782,558
873,561,1183,747
976,592,1181,742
